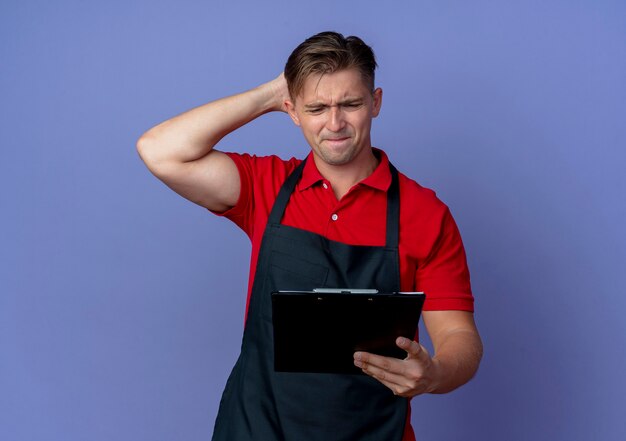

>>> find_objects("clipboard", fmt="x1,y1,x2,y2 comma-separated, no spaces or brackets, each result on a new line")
271,289,426,374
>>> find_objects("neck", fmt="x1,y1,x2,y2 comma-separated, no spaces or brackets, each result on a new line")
313,147,379,200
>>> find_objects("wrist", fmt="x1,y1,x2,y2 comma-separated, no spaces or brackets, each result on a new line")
427,357,447,394
259,74,290,113
251,82,276,113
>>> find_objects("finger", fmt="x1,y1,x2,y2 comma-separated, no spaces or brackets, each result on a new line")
396,337,430,361
356,358,406,388
354,351,405,375
361,372,404,396
354,350,431,398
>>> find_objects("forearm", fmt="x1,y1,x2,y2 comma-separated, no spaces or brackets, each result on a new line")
137,78,283,166
429,328,483,394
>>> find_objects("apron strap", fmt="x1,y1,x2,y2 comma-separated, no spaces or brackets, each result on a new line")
267,156,400,249
266,158,307,226
386,163,400,249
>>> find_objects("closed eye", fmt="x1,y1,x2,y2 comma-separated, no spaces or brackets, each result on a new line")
304,100,364,114
343,102,363,110
305,107,325,114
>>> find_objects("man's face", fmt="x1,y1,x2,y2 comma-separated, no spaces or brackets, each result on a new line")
286,69,382,168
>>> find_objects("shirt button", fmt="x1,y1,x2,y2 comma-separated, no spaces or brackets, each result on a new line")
331,213,338,221
322,182,328,189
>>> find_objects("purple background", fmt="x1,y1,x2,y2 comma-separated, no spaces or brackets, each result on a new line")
2,1,625,440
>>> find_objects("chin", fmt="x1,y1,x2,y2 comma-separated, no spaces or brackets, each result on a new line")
317,150,356,166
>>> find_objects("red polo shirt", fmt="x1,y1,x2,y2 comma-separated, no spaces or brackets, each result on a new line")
216,148,473,316
213,148,473,441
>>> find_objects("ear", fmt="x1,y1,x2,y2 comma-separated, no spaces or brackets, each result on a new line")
285,99,301,126
372,88,383,118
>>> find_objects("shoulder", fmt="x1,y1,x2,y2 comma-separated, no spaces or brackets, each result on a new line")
225,152,301,189
377,148,448,219
396,170,463,256
223,152,302,214
212,152,303,237
397,171,449,221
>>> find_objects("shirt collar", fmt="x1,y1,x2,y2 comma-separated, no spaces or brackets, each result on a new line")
297,148,392,192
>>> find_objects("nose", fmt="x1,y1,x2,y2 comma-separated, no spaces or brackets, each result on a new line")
326,106,345,132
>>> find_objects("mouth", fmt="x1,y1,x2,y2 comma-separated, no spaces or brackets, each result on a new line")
323,137,350,144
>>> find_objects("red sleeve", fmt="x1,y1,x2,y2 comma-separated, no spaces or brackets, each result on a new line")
208,152,256,238
208,152,301,241
417,208,474,312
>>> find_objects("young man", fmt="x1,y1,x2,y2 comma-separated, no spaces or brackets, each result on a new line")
137,31,482,441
